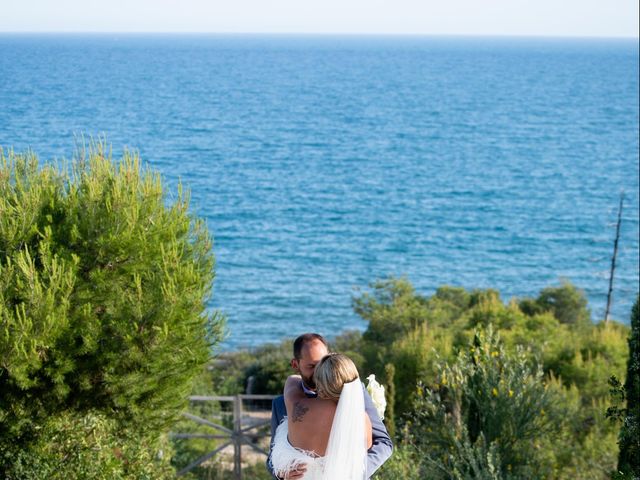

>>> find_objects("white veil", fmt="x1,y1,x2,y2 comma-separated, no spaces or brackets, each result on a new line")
321,379,367,480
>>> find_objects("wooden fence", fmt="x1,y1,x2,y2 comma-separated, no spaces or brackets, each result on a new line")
171,394,276,478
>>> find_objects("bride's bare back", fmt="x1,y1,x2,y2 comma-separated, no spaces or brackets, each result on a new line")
284,375,372,456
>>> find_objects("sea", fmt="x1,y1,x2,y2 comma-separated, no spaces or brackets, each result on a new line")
0,34,638,350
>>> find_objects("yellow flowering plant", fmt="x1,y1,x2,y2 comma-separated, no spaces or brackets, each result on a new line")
409,326,566,478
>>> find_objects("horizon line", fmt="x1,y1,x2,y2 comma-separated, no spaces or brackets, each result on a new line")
0,31,638,40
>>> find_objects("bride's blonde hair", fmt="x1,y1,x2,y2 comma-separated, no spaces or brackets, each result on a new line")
314,353,359,400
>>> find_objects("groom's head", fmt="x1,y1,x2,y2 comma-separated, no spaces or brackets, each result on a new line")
291,333,329,390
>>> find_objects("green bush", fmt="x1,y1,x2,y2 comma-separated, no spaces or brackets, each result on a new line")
350,277,628,478
180,460,273,480
374,441,421,479
534,281,592,326
608,295,640,479
618,294,640,478
0,410,174,480
0,145,223,475
353,279,459,417
244,340,293,394
409,327,566,479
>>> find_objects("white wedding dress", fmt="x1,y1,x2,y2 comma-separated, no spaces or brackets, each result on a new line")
270,380,367,480
271,420,326,480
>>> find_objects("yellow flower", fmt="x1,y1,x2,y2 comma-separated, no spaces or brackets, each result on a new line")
508,390,514,397
491,350,499,357
441,373,447,386
492,388,498,397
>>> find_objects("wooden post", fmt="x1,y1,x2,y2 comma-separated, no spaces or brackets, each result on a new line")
171,395,275,477
233,394,243,480
605,192,624,323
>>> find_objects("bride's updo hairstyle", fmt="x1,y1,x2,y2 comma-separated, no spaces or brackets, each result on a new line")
314,353,359,400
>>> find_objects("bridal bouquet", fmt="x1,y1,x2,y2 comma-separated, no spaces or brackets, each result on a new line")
366,374,387,420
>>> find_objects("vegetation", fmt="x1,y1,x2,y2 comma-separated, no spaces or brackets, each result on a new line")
0,146,635,479
0,146,222,478
202,278,631,479
357,278,629,479
409,327,564,478
607,295,639,479
0,410,175,480
619,295,640,477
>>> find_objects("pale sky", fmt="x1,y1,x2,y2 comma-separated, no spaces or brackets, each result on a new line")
1,0,638,37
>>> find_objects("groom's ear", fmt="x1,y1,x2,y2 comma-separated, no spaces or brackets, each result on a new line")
290,358,299,370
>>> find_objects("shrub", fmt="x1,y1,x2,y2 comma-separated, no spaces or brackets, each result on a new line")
0,410,174,480
374,441,421,479
243,340,293,395
618,294,640,477
0,145,222,475
530,281,591,326
608,294,640,479
409,326,565,479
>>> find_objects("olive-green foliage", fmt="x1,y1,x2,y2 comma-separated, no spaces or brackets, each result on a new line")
619,294,640,477
354,278,628,404
0,146,223,475
181,460,273,480
170,369,229,476
333,329,366,372
353,277,629,478
0,410,175,480
410,327,563,479
207,351,258,395
180,277,628,479
373,441,421,480
608,294,640,479
383,363,396,438
520,280,592,326
244,340,294,394
354,279,459,415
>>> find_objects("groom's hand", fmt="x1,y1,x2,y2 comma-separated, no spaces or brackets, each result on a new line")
282,464,307,479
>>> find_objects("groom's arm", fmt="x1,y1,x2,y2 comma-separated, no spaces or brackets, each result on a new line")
363,386,393,478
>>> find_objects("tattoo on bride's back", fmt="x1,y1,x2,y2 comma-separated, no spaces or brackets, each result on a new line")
292,402,309,423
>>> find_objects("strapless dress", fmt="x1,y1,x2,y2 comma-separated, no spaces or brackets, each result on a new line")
270,419,325,480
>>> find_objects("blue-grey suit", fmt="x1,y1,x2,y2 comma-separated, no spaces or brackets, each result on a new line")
266,384,393,479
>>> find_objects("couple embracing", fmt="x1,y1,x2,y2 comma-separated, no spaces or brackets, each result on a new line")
267,333,393,480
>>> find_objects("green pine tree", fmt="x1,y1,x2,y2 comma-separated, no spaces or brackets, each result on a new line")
618,295,639,477
0,144,223,476
384,362,396,439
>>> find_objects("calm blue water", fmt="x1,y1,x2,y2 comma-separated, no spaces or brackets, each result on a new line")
1,34,638,349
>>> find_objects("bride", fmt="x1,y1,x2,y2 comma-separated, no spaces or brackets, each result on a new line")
270,353,373,480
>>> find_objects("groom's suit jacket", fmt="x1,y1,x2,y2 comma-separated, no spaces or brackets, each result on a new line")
266,384,393,479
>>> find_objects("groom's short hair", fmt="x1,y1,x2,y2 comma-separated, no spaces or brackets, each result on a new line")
293,333,328,359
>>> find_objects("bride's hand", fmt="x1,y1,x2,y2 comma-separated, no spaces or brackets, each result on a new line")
283,464,307,479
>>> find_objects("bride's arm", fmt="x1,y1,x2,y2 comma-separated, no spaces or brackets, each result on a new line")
284,375,302,397
364,413,373,449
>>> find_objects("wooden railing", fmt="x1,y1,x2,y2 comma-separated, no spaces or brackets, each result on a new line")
171,394,276,479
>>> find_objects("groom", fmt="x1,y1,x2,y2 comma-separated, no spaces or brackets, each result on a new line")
266,333,393,479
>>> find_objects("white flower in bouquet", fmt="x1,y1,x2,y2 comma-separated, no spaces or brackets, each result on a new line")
366,374,387,420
